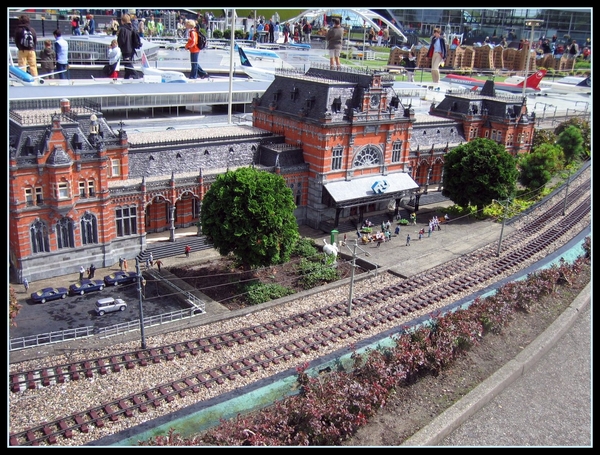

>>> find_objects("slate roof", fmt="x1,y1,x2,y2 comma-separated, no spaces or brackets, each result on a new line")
254,66,404,123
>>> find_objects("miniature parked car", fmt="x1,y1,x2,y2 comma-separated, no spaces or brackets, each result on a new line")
103,271,138,286
30,287,69,304
95,297,127,316
69,279,105,295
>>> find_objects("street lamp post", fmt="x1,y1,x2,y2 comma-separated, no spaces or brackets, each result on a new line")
522,19,544,101
494,198,510,257
362,21,366,62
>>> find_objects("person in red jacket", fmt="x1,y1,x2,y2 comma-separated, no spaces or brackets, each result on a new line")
184,20,208,79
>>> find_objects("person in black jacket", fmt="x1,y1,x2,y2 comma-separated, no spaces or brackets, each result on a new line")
117,13,139,79
403,50,417,82
14,14,38,77
427,28,447,84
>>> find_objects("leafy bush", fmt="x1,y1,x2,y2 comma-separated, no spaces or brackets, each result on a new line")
292,237,319,259
245,282,295,305
397,218,409,225
296,257,340,289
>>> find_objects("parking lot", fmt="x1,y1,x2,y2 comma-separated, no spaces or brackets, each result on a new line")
10,273,190,340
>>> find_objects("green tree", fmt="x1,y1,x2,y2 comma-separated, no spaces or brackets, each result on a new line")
556,125,585,163
532,129,557,150
441,138,518,214
554,117,590,158
518,143,564,194
201,167,299,270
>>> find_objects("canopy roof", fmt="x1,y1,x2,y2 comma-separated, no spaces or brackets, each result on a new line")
324,173,419,209
286,8,407,42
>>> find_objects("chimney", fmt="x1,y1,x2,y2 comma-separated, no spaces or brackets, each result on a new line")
60,98,71,114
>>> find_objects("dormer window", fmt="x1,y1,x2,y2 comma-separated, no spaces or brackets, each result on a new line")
331,97,342,113
305,96,316,109
290,87,299,101
273,89,282,101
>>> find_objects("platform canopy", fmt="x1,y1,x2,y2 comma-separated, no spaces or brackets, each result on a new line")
324,172,419,209
286,8,407,42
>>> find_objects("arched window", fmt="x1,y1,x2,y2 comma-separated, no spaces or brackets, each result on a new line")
81,213,98,245
353,145,381,168
30,220,50,254
56,217,75,249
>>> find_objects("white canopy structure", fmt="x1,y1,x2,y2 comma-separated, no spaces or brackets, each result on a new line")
286,8,407,43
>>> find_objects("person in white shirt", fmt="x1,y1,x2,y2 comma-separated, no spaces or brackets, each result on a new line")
107,39,122,79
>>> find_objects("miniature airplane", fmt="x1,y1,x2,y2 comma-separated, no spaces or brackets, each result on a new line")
504,73,591,95
9,63,66,86
235,44,295,81
139,51,189,83
442,69,548,95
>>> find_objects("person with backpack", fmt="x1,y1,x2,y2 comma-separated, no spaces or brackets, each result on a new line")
568,40,579,59
53,29,69,79
184,19,209,79
14,14,38,77
117,13,141,79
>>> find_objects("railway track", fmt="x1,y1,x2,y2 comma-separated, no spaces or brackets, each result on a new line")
9,172,591,446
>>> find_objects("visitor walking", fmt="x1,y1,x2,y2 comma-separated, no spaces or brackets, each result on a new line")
53,29,69,79
79,265,85,281
14,14,38,77
155,259,163,272
427,27,447,84
406,234,411,246
185,245,191,258
23,278,29,292
117,13,140,80
185,20,209,79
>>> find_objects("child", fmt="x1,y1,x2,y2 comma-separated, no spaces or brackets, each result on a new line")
39,40,56,78
107,39,121,79
404,50,417,82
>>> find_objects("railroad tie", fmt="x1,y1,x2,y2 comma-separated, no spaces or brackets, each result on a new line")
84,361,94,378
187,341,199,355
26,371,35,390
184,378,200,392
174,344,186,358
136,351,148,366
146,390,161,407
74,414,89,432
11,375,20,393
26,430,37,444
98,359,107,374
133,396,148,412
104,404,119,421
123,354,135,369
159,386,176,402
171,382,186,398
59,419,74,437
68,365,79,381
110,357,121,372
42,425,58,443
41,369,51,387
149,349,161,362
89,410,104,427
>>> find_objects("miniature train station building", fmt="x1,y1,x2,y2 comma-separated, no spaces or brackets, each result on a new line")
9,67,536,282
